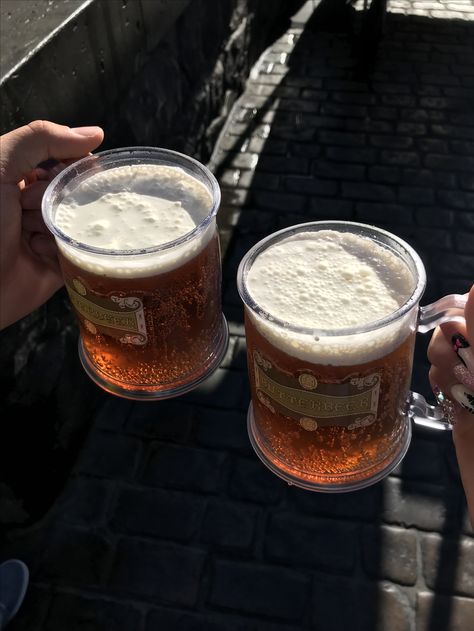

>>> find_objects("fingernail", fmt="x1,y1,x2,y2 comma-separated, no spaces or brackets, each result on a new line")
452,334,474,373
451,384,474,415
453,364,474,390
70,126,102,137
452,334,470,351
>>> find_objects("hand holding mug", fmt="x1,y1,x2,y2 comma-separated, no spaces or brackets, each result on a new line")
428,285,474,525
0,120,103,329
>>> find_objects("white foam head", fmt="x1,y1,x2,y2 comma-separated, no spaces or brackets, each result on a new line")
244,230,418,365
53,164,215,277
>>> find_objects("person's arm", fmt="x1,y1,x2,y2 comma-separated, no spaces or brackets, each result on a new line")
428,285,474,526
0,120,103,329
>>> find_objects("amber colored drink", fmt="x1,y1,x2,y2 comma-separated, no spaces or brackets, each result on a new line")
59,231,223,393
245,312,415,487
42,148,228,399
238,222,422,491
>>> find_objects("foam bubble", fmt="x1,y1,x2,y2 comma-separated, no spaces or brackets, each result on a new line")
54,164,215,277
245,230,417,365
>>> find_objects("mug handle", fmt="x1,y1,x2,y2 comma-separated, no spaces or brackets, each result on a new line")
409,293,467,431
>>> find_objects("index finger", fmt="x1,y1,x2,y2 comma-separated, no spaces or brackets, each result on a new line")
0,120,104,184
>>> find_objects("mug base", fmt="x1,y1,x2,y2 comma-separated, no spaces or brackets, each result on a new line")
247,403,412,493
78,316,229,401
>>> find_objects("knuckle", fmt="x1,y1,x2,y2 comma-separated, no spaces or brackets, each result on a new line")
27,119,47,137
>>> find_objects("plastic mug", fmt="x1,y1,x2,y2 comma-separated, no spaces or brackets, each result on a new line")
237,221,466,492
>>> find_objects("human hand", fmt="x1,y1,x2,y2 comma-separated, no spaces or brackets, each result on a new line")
428,285,474,525
0,120,104,329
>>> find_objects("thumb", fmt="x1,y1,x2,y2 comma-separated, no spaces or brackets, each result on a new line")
0,120,104,184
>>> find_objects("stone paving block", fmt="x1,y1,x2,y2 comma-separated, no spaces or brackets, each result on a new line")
368,104,399,120
141,442,227,493
455,230,474,254
313,161,366,181
111,485,205,541
416,591,474,631
109,538,206,605
318,130,366,147
432,123,474,141
342,182,397,203
309,197,355,219
399,185,435,205
332,91,377,105
421,532,474,597
288,483,382,521
381,149,421,167
396,121,428,135
230,457,286,505
320,103,368,118
220,187,252,207
361,524,418,586
326,146,377,164
369,165,401,185
347,118,394,133
402,108,446,124
228,208,277,235
125,400,194,442
7,584,51,631
239,170,281,191
391,437,444,481
311,578,412,631
264,512,356,574
193,407,252,455
229,337,249,372
370,135,415,150
183,368,247,409
438,189,474,210
209,559,310,621
146,608,302,631
258,155,309,174
402,168,457,188
199,497,259,552
356,202,414,225
381,477,461,532
53,478,112,527
249,137,289,155
253,191,307,213
43,591,143,631
434,252,474,277
416,207,455,227
284,175,338,196
39,525,113,586
460,173,474,191
93,397,132,432
76,431,142,480
426,154,474,172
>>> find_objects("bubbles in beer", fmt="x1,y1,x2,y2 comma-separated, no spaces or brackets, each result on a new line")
245,230,417,366
55,164,215,277
246,231,415,330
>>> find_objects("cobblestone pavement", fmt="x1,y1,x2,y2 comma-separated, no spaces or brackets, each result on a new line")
3,1,474,630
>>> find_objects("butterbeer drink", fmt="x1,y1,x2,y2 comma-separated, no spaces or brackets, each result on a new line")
43,148,228,399
238,222,422,491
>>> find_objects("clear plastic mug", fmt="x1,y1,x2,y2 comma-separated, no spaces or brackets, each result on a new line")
42,147,228,400
237,221,466,492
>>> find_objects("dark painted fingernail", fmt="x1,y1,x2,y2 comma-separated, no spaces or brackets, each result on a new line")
452,334,470,350
453,334,470,367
